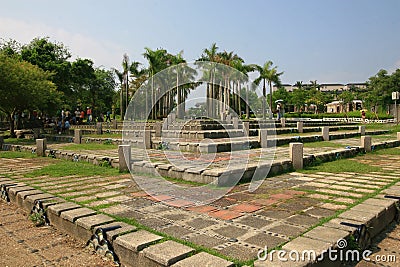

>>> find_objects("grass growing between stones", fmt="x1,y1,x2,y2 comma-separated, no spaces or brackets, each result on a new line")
60,143,118,151
0,151,37,158
23,159,120,178
299,158,383,174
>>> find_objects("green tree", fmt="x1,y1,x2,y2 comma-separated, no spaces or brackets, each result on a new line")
20,37,72,100
0,53,60,137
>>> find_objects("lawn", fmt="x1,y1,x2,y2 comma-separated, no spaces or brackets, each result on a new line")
299,158,383,174
60,143,118,151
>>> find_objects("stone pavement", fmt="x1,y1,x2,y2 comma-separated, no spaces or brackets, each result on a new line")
0,148,399,264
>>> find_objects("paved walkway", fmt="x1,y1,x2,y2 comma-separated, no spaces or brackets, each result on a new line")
1,148,399,263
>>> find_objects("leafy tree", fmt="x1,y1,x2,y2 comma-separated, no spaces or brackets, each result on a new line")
20,37,73,100
0,53,60,136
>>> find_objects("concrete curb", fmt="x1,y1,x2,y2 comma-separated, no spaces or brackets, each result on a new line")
0,176,234,267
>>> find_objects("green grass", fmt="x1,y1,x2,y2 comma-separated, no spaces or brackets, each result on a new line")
3,138,36,145
299,158,383,174
60,143,118,151
84,133,122,139
0,151,37,158
372,146,400,155
24,160,120,178
302,141,345,149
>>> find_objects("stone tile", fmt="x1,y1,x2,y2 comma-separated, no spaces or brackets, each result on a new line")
244,232,287,248
213,225,248,239
285,214,319,227
114,230,163,252
229,203,263,213
257,209,294,220
251,198,279,206
320,203,348,210
142,240,194,266
138,217,170,230
171,252,234,267
305,207,336,218
185,234,226,248
165,199,195,208
235,215,273,229
186,218,218,229
218,244,259,261
186,205,218,213
161,225,194,239
267,224,305,238
208,210,244,220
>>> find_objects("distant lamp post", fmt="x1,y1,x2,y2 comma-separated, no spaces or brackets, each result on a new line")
392,91,399,124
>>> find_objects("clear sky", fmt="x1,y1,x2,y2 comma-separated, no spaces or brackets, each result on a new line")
1,0,399,85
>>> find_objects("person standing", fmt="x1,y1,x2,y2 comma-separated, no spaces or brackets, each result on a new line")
105,111,111,122
86,107,92,124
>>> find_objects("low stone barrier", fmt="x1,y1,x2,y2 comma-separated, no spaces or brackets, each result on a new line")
0,176,234,267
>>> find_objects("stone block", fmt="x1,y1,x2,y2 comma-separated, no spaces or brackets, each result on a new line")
118,145,131,172
259,129,268,148
280,118,286,127
359,126,366,136
322,127,329,141
361,136,372,152
96,122,103,135
243,122,250,136
226,114,232,123
142,240,194,266
289,142,303,170
144,130,151,149
199,143,217,153
397,132,400,141
297,121,303,133
113,119,118,129
172,252,234,267
303,226,350,244
114,230,163,267
74,129,82,144
154,122,162,137
93,222,137,244
36,138,47,157
60,207,97,222
232,117,239,129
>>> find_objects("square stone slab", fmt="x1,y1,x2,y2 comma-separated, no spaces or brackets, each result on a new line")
171,252,234,267
60,207,97,222
213,225,248,239
48,202,81,215
76,214,115,230
142,240,194,266
115,230,163,252
244,232,287,248
235,215,273,229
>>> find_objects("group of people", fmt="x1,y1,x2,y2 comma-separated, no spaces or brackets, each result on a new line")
56,107,112,134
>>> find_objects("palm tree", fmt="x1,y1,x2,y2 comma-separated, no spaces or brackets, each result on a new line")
253,61,283,119
198,43,219,117
113,53,130,119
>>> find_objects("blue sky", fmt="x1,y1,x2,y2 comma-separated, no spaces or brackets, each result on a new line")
1,0,399,85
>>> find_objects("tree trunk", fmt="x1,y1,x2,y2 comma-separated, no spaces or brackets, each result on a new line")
9,113,16,138
262,79,266,119
269,80,273,119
